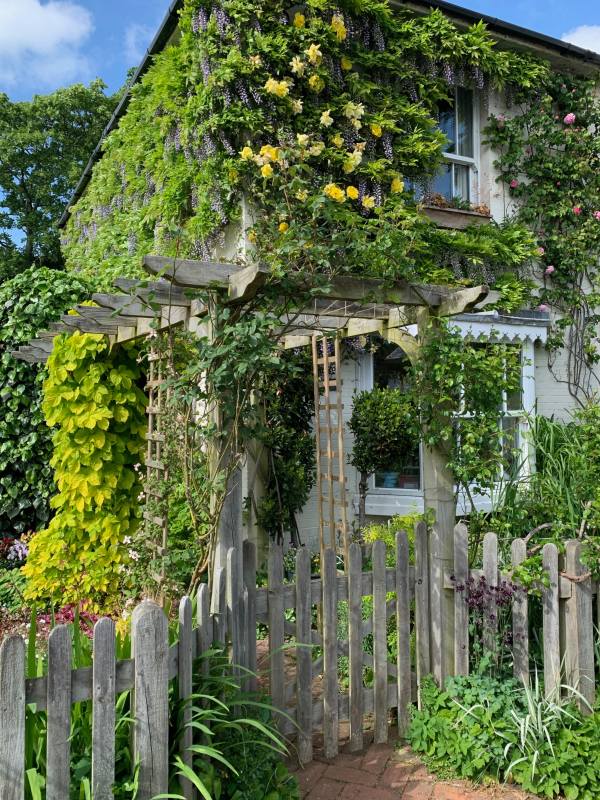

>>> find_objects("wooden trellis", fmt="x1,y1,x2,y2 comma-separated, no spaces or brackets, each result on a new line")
312,335,349,564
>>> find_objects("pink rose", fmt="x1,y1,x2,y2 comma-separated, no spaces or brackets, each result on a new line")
564,113,576,124
537,304,550,312
510,179,519,189
545,265,555,275
538,247,545,255
594,211,600,221
573,206,582,215
556,181,561,186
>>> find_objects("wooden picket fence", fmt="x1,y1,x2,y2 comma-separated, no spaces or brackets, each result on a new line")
452,526,598,709
1,524,600,798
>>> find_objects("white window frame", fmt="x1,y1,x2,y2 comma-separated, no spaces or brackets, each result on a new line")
354,323,539,518
438,88,480,205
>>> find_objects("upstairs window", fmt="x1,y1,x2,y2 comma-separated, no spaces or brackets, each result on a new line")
431,87,477,203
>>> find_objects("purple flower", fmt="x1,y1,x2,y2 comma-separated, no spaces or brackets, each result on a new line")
563,112,576,125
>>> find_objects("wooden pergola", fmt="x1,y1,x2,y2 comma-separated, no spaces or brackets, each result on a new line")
14,256,490,684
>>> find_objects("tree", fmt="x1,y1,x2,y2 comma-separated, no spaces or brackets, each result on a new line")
0,80,116,277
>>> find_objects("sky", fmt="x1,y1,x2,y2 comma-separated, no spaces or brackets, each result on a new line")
0,0,598,101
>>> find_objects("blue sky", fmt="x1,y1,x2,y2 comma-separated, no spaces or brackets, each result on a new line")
0,0,598,101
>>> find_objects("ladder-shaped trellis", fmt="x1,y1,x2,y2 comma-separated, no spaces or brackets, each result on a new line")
144,343,170,586
311,335,350,565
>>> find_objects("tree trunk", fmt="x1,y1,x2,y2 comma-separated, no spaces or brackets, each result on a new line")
358,471,368,531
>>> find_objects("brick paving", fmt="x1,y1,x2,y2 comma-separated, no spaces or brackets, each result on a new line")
290,734,534,800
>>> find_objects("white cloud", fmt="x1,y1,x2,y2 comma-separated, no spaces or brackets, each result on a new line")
561,25,600,54
125,23,153,66
0,0,93,90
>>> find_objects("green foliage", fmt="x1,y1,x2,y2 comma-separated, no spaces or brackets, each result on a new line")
485,72,600,400
255,349,316,545
0,81,116,273
0,565,27,611
23,332,147,609
362,511,433,565
348,388,416,478
63,0,542,290
0,266,89,534
410,673,600,798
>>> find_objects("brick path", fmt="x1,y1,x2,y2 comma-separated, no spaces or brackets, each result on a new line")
290,736,534,800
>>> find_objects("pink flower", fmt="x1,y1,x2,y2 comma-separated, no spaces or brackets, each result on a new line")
573,206,582,215
563,113,576,125
556,181,561,186
545,265,555,275
537,304,550,313
594,211,600,221
538,247,545,256
510,179,519,189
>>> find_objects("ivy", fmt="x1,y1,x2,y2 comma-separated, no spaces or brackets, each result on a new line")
0,267,89,534
23,332,147,608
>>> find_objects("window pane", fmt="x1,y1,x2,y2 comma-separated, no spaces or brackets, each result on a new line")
506,350,523,411
453,163,470,202
502,416,521,478
456,88,473,157
431,162,453,201
438,101,456,154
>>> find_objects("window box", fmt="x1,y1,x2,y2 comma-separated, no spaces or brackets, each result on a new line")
422,204,492,229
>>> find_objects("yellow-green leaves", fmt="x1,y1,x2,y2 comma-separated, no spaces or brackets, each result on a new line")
23,331,147,610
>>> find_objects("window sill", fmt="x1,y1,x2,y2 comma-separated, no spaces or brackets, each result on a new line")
422,205,492,230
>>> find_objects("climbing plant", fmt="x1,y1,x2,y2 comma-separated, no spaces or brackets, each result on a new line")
62,0,544,290
23,332,147,609
0,267,89,535
485,71,600,402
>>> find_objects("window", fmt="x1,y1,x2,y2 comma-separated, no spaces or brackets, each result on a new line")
372,343,421,491
431,88,477,203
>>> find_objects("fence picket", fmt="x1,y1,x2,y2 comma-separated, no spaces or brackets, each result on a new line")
213,567,227,644
348,542,364,751
322,547,339,759
395,531,411,737
373,540,388,744
0,636,25,800
453,523,469,676
511,538,529,685
268,544,285,716
47,625,71,800
542,543,560,699
565,540,595,711
243,540,257,685
296,546,313,763
92,618,116,800
178,597,194,799
132,600,169,799
227,548,242,678
483,532,498,657
197,582,212,675
414,521,430,699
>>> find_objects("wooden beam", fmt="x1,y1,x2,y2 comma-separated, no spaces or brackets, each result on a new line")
384,327,420,362
435,285,489,317
113,278,192,306
92,294,155,318
143,255,243,287
29,339,54,354
346,318,384,337
228,264,269,303
61,315,118,334
311,276,443,307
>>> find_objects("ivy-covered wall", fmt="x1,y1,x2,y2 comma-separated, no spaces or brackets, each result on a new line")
61,0,546,293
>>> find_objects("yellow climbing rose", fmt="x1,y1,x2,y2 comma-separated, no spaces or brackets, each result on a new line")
341,56,353,71
293,12,305,28
320,109,333,127
292,98,303,114
261,164,274,178
362,195,375,209
331,133,344,147
391,176,404,193
278,222,289,233
240,146,253,161
346,186,359,200
370,123,383,137
308,74,325,92
259,144,279,162
305,43,322,65
331,13,347,41
324,183,346,203
290,56,305,76
264,78,290,98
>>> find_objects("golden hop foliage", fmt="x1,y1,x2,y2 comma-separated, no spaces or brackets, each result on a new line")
23,332,147,609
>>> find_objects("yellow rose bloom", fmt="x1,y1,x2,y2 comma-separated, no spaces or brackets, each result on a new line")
264,78,290,98
320,109,333,127
308,74,325,93
305,43,322,65
297,133,310,148
293,12,305,28
331,13,347,41
391,177,404,194
309,141,325,156
278,222,289,233
261,163,274,178
370,123,383,138
292,98,304,114
290,56,305,76
296,189,309,201
362,195,375,209
248,230,257,243
260,144,279,162
346,186,359,200
331,133,344,147
343,149,363,173
323,183,346,203
249,55,262,69
341,56,353,71
240,146,254,161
